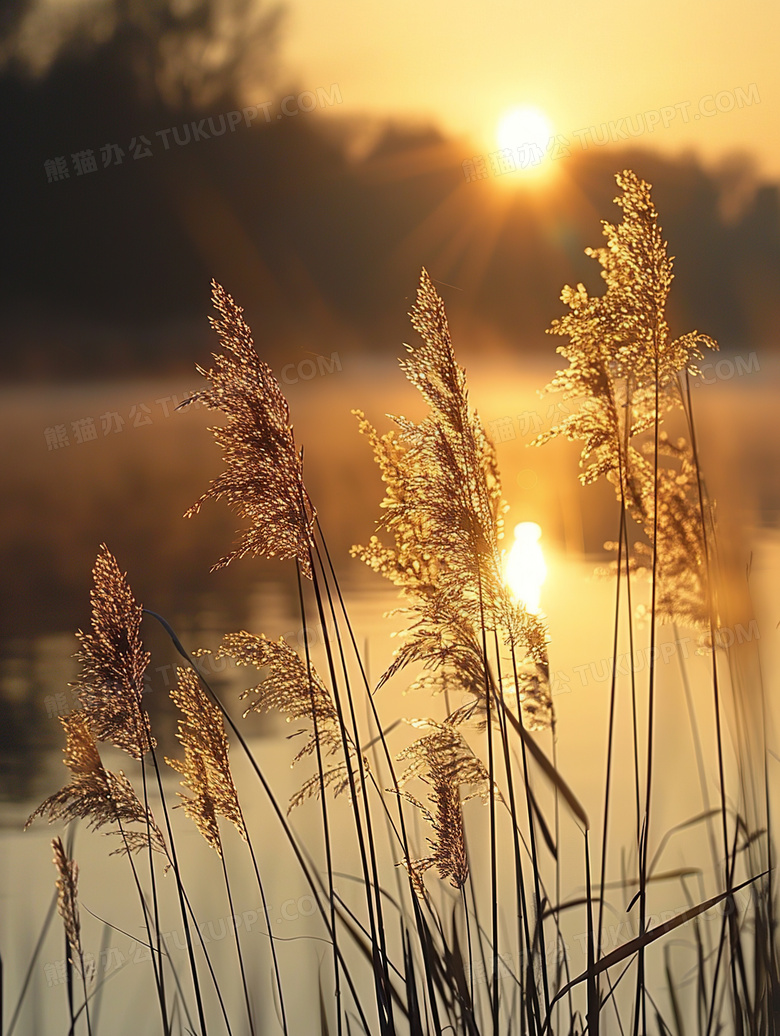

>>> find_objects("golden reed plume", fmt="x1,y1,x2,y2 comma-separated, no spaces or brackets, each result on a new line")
26,710,166,859
51,836,93,980
74,544,154,759
166,667,247,856
213,631,367,812
397,720,492,892
179,280,316,576
353,268,551,729
533,170,718,628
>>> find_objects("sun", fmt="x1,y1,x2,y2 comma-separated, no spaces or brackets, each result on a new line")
494,106,554,178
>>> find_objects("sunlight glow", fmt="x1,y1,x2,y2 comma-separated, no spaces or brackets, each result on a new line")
495,106,553,178
505,522,547,613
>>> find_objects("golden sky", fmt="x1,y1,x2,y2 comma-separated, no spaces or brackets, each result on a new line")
283,0,778,178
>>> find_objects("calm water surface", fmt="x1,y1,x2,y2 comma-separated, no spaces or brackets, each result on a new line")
2,362,778,1033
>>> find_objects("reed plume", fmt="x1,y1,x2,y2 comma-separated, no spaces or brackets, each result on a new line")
74,544,154,759
213,631,366,812
166,666,247,856
533,170,718,628
353,268,551,728
25,710,166,858
397,719,492,891
51,836,92,980
179,280,315,576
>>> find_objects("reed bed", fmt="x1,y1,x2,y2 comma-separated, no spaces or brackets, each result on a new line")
8,169,777,1035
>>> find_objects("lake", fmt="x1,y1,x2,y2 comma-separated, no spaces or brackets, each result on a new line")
1,356,778,1033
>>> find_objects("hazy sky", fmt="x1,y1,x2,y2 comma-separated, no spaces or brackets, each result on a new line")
283,0,778,178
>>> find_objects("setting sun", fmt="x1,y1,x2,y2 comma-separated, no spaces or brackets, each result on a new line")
495,106,553,177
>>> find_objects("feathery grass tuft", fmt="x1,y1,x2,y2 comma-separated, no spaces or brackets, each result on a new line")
353,268,551,729
26,710,167,857
213,631,369,812
397,719,492,892
533,169,718,628
52,836,89,979
179,279,316,575
166,666,247,855
74,544,154,759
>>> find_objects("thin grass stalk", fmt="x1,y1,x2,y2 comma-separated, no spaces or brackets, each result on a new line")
362,744,438,1032
509,641,552,1026
681,372,744,1029
688,826,739,1036
218,847,255,1035
155,868,234,1035
674,621,721,875
549,732,577,1030
145,609,375,1034
65,940,93,1036
64,926,75,1036
597,491,627,962
600,967,628,1036
76,944,92,1036
4,888,58,1036
125,889,198,1036
88,925,109,1034
313,895,412,1024
448,887,487,1035
114,810,170,1034
136,749,170,1032
487,704,574,1028
400,926,425,1036
133,706,208,1036
476,573,499,1035
294,560,344,1036
301,866,407,988
619,378,642,852
314,521,448,1035
308,539,395,1033
725,639,763,872
464,836,491,1030
461,884,475,1013
490,630,539,1036
79,643,167,1033
489,642,526,1033
585,833,599,1036
46,710,170,1031
550,726,562,1036
622,511,641,851
725,823,752,1027
755,629,778,1030
239,823,289,1035
86,621,170,1036
148,836,241,1028
635,340,662,1036
366,718,434,1033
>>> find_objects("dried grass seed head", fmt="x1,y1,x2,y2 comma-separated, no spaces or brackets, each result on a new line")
215,630,367,812
52,836,89,976
182,280,315,576
26,710,167,859
353,269,552,723
166,667,246,856
73,545,154,760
